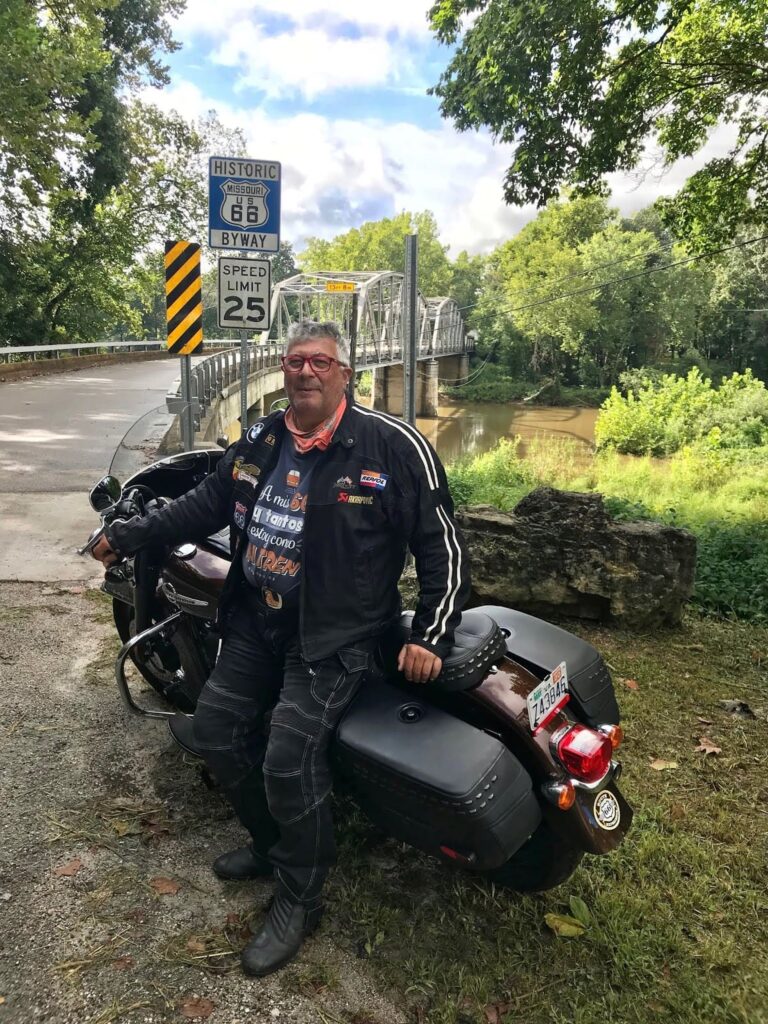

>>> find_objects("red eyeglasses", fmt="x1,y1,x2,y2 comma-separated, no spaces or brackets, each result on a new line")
280,354,347,374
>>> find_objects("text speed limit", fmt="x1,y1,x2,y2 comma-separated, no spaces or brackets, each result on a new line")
217,256,272,331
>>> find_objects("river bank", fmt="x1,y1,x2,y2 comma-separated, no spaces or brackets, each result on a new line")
1,581,766,1024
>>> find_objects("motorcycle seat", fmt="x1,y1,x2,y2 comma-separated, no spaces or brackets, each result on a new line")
396,609,507,691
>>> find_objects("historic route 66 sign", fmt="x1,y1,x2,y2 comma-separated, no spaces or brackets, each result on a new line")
208,156,281,253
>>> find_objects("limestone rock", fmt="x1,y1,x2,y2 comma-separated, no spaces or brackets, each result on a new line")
456,487,697,628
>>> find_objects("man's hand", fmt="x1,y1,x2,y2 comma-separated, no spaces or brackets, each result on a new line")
92,534,120,566
397,643,442,684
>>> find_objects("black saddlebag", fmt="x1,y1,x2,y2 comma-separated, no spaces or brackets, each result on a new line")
334,676,542,871
474,605,620,727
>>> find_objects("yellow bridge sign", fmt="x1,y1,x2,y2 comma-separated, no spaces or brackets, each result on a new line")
165,240,203,354
325,280,355,293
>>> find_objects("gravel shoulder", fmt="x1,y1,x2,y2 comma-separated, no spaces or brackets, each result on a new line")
0,582,407,1024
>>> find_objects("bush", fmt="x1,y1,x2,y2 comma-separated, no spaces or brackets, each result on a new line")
692,521,768,621
596,369,768,455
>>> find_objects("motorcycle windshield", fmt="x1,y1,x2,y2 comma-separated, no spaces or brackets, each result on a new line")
109,404,218,489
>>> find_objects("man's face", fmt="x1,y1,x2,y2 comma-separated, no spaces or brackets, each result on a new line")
283,335,352,427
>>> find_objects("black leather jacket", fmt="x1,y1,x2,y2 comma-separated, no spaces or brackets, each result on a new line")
106,401,470,662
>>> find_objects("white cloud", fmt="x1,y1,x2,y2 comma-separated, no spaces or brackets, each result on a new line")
212,27,400,99
176,0,434,41
146,80,745,259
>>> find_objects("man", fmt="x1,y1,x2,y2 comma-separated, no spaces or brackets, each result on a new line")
92,319,469,976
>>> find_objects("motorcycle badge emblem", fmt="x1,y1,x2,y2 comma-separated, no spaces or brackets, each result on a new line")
360,470,388,490
234,501,248,530
219,180,269,230
334,476,354,490
593,789,621,830
246,422,264,442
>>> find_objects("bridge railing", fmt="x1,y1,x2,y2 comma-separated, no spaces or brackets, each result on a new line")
0,339,242,363
166,341,284,417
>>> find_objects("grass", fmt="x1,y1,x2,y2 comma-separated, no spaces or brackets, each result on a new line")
324,612,768,1024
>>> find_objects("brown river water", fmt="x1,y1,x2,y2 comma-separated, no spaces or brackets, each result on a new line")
412,401,598,465
235,399,598,465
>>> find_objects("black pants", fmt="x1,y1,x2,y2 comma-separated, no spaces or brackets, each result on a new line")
193,594,375,905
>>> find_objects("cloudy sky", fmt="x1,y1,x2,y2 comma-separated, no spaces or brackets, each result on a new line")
146,1,732,257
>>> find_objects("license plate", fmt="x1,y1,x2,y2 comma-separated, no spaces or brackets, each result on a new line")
527,662,569,734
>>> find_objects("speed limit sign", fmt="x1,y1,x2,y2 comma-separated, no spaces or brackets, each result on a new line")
217,256,272,331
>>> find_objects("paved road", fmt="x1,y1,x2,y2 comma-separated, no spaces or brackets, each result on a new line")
0,360,203,581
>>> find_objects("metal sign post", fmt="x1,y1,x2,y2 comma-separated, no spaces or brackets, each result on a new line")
325,280,357,400
403,234,418,426
164,240,203,451
349,291,359,402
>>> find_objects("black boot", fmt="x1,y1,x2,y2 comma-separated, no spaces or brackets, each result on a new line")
241,893,323,976
213,844,273,881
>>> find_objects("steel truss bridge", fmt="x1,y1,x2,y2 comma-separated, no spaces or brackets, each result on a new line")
259,271,470,367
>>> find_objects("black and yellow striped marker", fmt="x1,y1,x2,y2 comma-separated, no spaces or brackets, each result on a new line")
164,240,203,354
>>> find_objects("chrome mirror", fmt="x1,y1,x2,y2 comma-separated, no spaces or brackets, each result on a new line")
89,475,122,512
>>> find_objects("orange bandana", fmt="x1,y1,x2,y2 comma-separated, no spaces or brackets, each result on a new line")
285,395,347,453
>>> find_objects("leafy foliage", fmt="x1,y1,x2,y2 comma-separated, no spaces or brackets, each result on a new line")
596,369,768,455
430,0,768,246
301,211,454,296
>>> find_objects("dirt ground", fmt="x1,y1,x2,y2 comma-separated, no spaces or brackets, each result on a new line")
0,582,408,1024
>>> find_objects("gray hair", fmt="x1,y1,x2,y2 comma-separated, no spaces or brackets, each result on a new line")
285,319,350,366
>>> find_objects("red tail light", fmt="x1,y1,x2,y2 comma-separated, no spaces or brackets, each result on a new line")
555,724,613,784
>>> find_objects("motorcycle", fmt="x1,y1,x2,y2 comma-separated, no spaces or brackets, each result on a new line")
80,406,632,893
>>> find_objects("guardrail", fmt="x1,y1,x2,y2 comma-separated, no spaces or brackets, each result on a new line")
166,342,284,418
0,339,242,363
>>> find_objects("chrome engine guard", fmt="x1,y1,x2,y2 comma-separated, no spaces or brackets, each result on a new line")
115,611,184,720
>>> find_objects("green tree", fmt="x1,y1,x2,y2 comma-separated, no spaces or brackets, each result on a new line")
451,250,486,320
430,0,768,247
301,211,453,296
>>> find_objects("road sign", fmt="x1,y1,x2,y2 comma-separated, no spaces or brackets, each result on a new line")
209,156,281,253
164,240,203,354
326,281,355,293
218,257,272,331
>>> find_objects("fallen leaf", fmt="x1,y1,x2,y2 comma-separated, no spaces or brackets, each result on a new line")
111,955,134,971
483,1002,513,1024
186,937,207,954
569,895,591,927
669,803,687,821
650,759,678,771
54,858,83,878
150,876,180,895
0,997,6,1005
544,913,586,938
620,677,639,691
697,717,713,726
111,819,137,837
718,699,755,719
180,996,215,1020
695,736,722,756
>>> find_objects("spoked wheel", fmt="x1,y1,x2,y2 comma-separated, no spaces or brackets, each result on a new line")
112,600,197,713
486,821,584,892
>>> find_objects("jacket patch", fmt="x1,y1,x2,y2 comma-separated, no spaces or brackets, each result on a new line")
233,459,260,482
338,492,373,505
246,423,264,442
360,470,388,490
334,475,355,490
234,501,247,529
